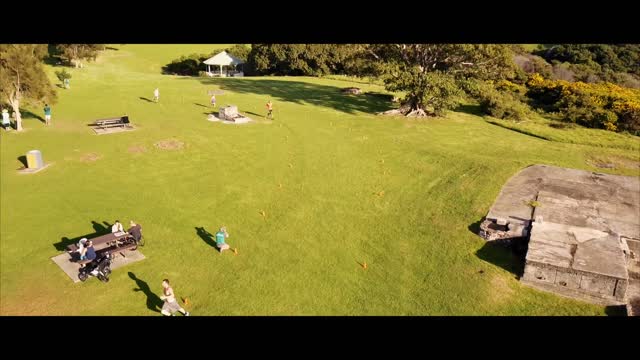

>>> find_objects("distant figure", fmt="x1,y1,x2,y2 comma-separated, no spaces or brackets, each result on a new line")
43,104,52,125
112,220,124,233
215,226,234,254
210,94,216,107
64,78,70,89
1,109,10,130
153,88,159,102
160,279,190,316
128,221,143,242
266,100,273,119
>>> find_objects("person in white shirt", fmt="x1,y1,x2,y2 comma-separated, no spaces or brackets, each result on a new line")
2,109,10,130
112,220,124,233
153,88,159,102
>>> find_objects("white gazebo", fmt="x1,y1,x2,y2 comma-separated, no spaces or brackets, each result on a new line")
203,51,245,77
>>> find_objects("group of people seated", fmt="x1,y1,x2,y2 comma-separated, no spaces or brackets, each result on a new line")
70,220,143,266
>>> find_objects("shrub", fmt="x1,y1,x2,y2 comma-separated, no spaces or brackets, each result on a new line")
162,53,208,76
478,87,531,121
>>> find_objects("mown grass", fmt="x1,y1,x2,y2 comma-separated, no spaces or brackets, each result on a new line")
1,45,638,315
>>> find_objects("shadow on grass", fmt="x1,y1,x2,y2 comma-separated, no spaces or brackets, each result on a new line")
243,111,265,118
471,219,527,279
194,103,209,108
476,242,526,279
484,119,550,141
604,305,627,317
53,221,112,251
190,77,394,115
455,104,484,116
195,227,216,249
105,46,119,51
139,97,154,103
128,272,163,313
17,156,27,169
21,110,45,124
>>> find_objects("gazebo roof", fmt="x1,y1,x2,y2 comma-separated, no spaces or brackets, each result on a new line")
203,51,245,66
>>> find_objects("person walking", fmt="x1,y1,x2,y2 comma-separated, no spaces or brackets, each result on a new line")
160,279,190,316
153,88,160,103
210,94,216,107
266,100,273,120
43,104,52,125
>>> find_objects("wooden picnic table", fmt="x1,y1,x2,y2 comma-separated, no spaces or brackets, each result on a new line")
66,231,132,253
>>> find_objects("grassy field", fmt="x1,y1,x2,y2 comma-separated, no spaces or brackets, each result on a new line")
1,45,639,315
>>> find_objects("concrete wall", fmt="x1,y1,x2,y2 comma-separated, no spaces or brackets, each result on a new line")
522,261,627,304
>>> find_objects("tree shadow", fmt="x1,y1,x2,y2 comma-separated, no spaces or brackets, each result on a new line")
128,272,163,313
139,97,154,103
195,227,216,249
21,110,45,123
455,103,484,116
190,77,395,115
53,221,113,251
17,156,27,169
604,305,627,317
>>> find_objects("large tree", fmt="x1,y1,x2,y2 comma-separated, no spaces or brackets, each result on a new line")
0,44,56,131
55,44,104,68
349,44,517,117
248,44,358,76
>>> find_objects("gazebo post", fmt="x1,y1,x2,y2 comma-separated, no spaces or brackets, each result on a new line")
220,65,222,77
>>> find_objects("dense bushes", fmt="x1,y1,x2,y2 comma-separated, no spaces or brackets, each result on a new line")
162,53,208,76
526,74,640,134
246,44,358,76
162,45,251,76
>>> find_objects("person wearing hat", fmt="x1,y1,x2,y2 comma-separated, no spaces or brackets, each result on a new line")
215,226,235,254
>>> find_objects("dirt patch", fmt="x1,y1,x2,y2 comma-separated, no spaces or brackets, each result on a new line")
80,153,101,162
587,154,640,170
154,139,184,151
128,145,147,154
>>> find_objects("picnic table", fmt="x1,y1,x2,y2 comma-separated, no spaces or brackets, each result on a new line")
67,231,138,262
91,116,131,130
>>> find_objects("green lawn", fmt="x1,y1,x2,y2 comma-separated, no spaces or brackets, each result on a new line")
1,45,638,315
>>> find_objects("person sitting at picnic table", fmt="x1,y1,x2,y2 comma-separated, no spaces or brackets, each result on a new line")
70,238,88,259
79,240,96,267
112,220,124,233
215,226,236,254
127,221,142,242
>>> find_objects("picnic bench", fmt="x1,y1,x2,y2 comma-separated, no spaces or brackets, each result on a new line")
67,231,139,261
92,116,131,130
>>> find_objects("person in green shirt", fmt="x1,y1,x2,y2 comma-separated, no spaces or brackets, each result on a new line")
43,104,52,125
215,226,236,254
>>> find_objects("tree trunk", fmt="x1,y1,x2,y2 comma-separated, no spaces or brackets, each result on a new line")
380,95,432,117
10,99,22,131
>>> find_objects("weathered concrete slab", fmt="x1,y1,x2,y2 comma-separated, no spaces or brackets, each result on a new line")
51,250,146,283
93,126,136,135
17,163,52,174
480,164,640,308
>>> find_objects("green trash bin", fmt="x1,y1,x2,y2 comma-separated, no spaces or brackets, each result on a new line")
26,150,43,169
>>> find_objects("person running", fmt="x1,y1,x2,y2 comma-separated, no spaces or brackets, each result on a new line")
43,104,52,125
210,94,216,107
160,279,190,316
215,226,236,254
266,100,273,119
153,88,160,102
1,109,10,130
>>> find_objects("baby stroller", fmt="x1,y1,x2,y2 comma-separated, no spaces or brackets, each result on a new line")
78,251,112,283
